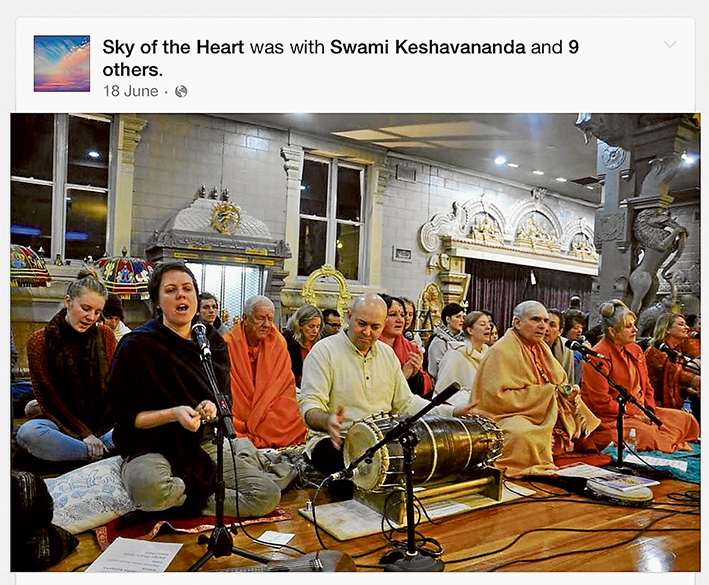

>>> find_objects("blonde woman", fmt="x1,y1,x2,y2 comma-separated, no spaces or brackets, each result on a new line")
283,304,323,387
581,299,699,453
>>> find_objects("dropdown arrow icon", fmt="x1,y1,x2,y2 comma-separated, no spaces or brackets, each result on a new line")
664,40,677,48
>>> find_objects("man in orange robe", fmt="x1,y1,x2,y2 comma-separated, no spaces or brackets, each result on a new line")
223,295,306,448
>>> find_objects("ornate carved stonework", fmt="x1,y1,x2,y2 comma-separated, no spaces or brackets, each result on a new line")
300,264,353,316
595,212,626,242
418,282,444,328
210,201,242,235
419,200,469,252
569,233,598,260
514,213,560,253
470,212,503,244
601,145,627,170
628,207,688,313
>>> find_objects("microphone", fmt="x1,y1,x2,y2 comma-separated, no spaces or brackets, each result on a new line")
192,322,211,357
654,340,692,364
565,338,606,360
404,330,414,341
690,331,700,340
328,467,359,482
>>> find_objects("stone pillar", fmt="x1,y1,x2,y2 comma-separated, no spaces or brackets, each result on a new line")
280,145,304,291
110,115,147,256
583,115,699,328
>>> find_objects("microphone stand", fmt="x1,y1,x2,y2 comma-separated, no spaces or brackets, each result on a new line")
188,338,271,572
582,356,662,473
333,382,461,572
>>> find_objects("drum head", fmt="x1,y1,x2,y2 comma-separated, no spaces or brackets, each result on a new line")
343,422,389,492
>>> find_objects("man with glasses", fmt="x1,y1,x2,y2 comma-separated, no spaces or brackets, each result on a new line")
223,295,306,448
320,308,342,338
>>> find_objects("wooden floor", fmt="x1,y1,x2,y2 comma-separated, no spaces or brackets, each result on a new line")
47,474,700,574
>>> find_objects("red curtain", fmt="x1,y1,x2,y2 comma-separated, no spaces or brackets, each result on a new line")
465,258,592,330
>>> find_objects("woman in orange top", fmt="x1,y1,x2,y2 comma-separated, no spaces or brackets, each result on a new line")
581,299,699,453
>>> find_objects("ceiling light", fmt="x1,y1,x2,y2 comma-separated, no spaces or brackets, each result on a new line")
555,177,567,182
681,151,698,166
532,170,544,175
506,162,519,168
586,185,595,190
86,150,101,159
494,155,507,166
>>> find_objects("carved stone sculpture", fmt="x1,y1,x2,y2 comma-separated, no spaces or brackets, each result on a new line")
627,208,687,314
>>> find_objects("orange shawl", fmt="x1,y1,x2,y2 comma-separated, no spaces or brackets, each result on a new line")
223,322,306,448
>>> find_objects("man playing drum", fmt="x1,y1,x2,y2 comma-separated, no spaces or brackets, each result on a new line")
299,293,477,498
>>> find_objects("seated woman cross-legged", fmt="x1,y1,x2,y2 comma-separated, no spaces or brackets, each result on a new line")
108,261,281,518
17,269,116,463
581,299,699,453
434,311,492,409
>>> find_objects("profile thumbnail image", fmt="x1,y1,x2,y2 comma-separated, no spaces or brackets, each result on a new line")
34,35,90,92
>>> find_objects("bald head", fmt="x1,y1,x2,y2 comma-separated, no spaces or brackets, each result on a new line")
347,294,387,354
512,300,549,345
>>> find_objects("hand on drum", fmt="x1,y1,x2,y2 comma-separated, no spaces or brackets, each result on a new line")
329,405,345,449
402,347,423,379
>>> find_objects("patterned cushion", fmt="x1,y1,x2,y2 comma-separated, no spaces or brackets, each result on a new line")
44,455,137,534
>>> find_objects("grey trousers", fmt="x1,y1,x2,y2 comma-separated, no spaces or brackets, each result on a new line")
120,438,281,518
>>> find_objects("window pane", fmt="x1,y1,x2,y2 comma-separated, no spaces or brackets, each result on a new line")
298,218,327,276
64,187,107,260
336,165,362,222
67,116,110,187
186,262,263,327
336,223,360,281
11,181,53,255
11,114,54,181
300,159,328,217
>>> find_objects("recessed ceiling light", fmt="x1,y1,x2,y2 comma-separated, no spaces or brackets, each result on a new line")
494,155,507,166
555,177,567,182
532,170,544,175
506,162,519,168
586,185,595,190
86,150,101,159
681,151,698,166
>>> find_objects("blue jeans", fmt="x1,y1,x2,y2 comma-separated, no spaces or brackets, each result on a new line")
17,418,114,462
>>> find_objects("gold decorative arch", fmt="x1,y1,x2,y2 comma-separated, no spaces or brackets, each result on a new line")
301,264,353,316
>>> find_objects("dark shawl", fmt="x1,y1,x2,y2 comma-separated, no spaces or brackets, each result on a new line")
108,319,231,510
39,309,114,437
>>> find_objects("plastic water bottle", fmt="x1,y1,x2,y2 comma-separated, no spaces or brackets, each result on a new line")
683,397,692,413
627,428,637,452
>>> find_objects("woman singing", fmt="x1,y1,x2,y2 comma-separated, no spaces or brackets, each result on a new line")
108,261,281,517
434,311,492,409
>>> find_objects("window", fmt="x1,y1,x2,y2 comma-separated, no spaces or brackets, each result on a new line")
11,114,113,261
298,156,365,281
186,262,264,325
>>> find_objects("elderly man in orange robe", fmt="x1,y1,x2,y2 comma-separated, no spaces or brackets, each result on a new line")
223,295,306,448
471,300,600,478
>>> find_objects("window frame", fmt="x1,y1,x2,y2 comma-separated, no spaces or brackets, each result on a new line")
10,113,114,262
298,154,366,282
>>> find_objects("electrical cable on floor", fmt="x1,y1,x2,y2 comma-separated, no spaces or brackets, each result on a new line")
485,514,699,571
443,511,697,570
225,437,305,557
